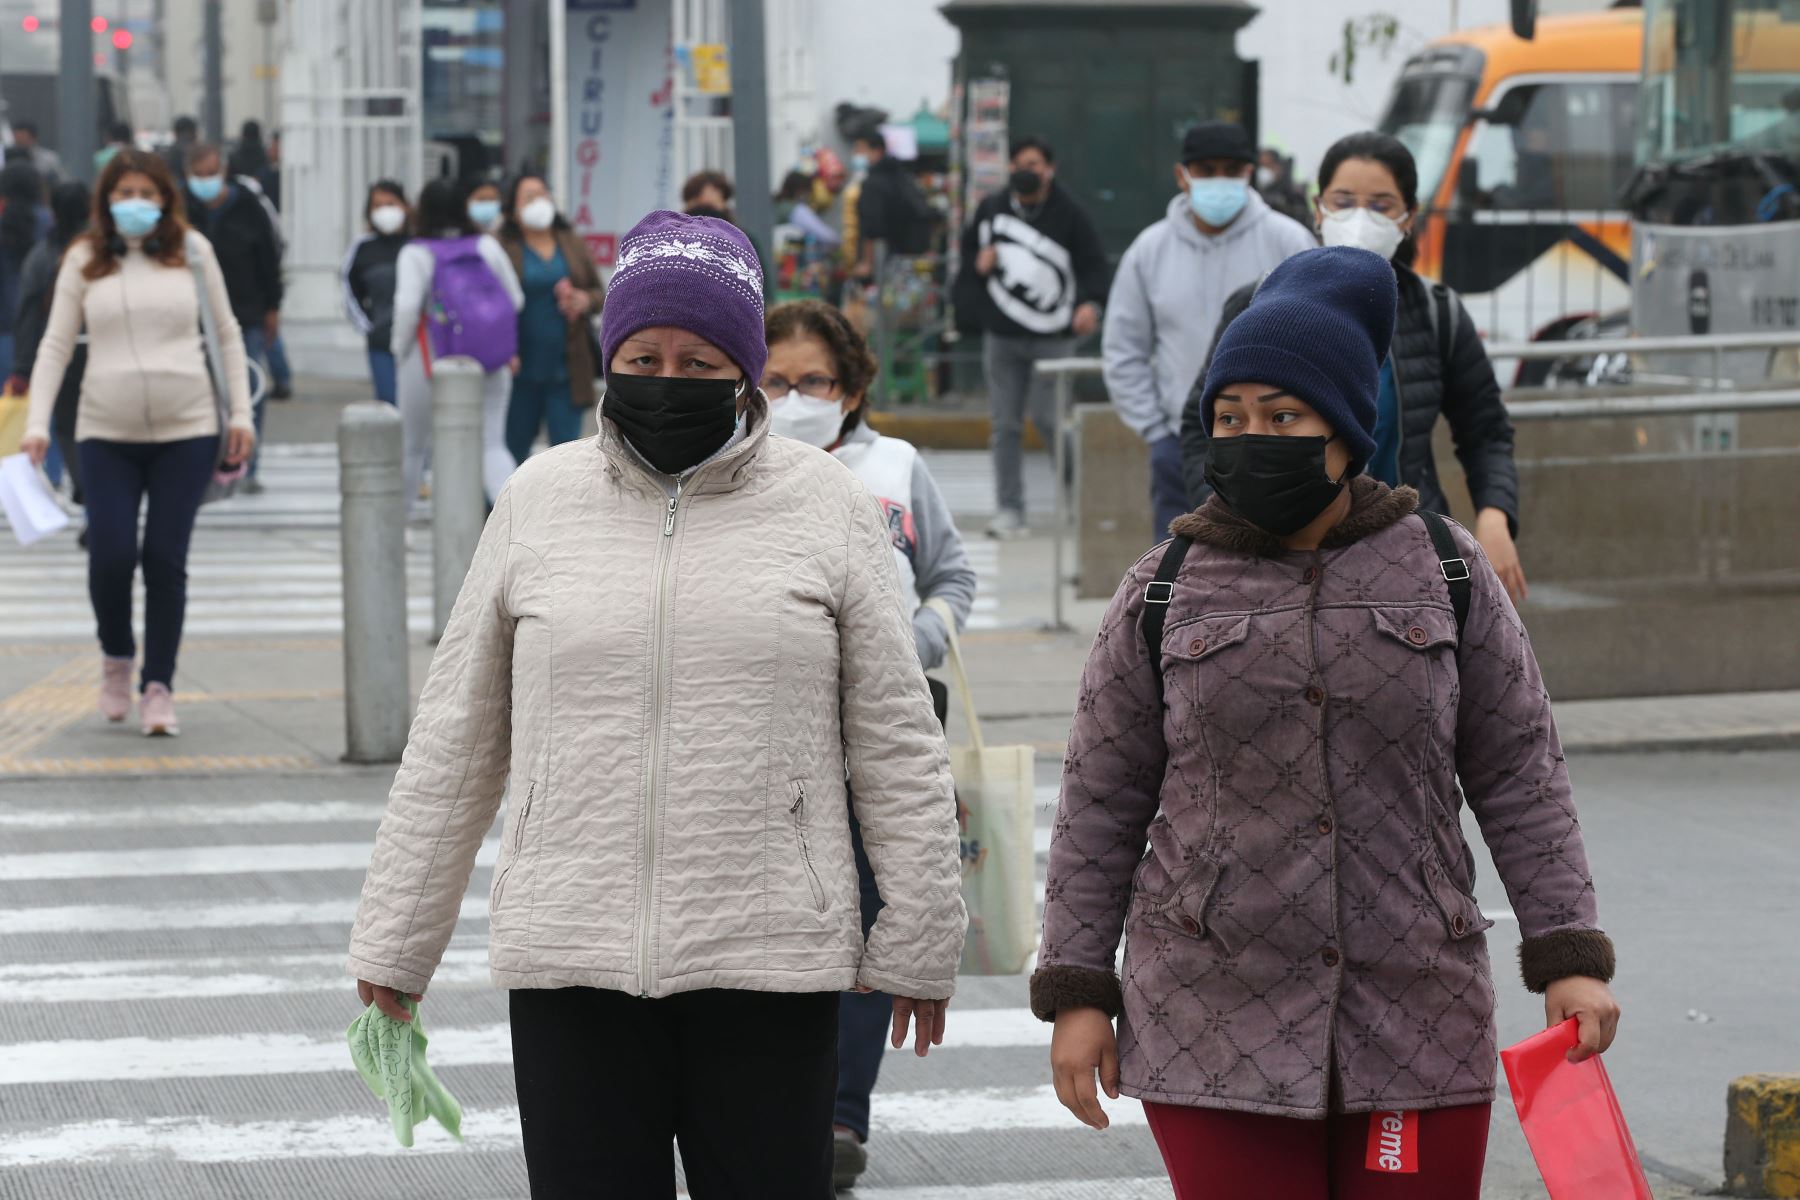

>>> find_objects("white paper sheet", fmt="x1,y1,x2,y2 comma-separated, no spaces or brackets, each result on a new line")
0,453,72,547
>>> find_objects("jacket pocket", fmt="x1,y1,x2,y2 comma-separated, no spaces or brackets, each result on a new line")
1421,847,1495,941
788,780,828,914
1371,605,1458,653
1132,821,1226,943
492,778,536,912
1162,613,1254,666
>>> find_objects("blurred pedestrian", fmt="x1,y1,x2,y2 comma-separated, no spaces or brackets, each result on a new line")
775,169,841,249
1256,146,1312,226
0,160,48,402
1036,246,1618,1199
763,297,976,1191
1180,132,1525,604
7,122,63,185
1102,121,1314,538
340,180,413,405
185,143,283,490
849,129,935,282
18,150,255,736
227,120,277,198
465,179,504,235
94,122,134,174
497,173,604,461
957,135,1110,538
349,209,963,1198
391,178,523,505
8,180,92,505
681,169,774,293
162,115,199,185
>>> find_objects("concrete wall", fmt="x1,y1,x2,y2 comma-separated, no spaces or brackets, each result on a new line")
160,0,281,134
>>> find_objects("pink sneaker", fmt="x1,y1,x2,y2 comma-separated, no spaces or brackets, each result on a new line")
140,683,179,737
99,656,133,723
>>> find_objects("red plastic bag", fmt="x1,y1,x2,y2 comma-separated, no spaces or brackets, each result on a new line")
1501,1018,1653,1199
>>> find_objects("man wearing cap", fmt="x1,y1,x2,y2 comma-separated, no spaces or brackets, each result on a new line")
1102,120,1316,537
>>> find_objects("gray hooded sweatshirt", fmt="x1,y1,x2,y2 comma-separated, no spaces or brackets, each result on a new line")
1101,189,1316,443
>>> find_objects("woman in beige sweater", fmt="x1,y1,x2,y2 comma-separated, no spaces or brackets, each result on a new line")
20,149,254,736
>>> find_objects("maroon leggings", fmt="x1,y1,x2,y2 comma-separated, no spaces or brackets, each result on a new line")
1144,1099,1492,1200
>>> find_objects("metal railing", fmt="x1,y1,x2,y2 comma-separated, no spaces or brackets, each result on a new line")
1487,330,1800,397
1033,334,1800,624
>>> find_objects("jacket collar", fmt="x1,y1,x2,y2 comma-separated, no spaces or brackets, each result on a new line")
597,387,772,497
1170,476,1420,557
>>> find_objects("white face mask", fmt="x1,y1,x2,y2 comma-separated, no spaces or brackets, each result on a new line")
1319,205,1408,260
370,205,406,235
1255,165,1277,189
520,197,557,231
767,389,847,449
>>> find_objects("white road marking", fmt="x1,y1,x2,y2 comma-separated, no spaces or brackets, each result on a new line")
0,799,388,831
0,895,488,936
0,839,498,882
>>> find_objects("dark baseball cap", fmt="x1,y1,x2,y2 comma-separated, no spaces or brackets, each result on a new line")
1181,121,1255,165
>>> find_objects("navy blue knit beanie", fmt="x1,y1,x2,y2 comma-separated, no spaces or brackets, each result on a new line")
1200,246,1398,475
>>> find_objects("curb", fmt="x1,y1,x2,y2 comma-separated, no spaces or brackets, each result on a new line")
1558,730,1800,756
868,409,1045,452
1726,1074,1800,1198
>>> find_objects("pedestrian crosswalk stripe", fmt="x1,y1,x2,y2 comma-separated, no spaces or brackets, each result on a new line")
0,894,489,936
0,947,490,1004
0,1085,1138,1169
0,839,499,882
0,797,386,830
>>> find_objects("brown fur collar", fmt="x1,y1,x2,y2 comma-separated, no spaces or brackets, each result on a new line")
1169,476,1421,557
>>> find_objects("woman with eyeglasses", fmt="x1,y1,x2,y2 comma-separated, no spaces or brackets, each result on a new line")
1179,131,1527,606
763,298,977,1190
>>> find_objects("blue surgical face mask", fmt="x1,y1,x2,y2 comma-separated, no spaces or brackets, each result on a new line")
850,153,870,175
1186,173,1250,227
467,199,501,228
110,199,164,239
187,174,224,203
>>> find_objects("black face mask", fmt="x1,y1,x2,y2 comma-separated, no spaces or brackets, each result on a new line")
604,374,742,476
1010,168,1044,198
1205,434,1347,537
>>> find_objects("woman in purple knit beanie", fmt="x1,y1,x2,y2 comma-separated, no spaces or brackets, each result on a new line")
347,210,966,1197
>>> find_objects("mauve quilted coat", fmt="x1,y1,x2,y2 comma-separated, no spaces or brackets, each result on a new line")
348,402,966,1001
1031,479,1614,1118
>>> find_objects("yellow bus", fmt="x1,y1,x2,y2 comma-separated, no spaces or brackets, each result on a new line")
1378,10,1642,352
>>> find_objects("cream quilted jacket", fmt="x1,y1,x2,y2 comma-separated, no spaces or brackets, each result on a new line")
347,399,965,1000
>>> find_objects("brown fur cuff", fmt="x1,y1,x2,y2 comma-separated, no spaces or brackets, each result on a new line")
1029,964,1124,1021
1519,928,1617,994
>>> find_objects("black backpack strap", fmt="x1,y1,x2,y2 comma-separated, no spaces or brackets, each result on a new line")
1142,535,1193,704
1418,510,1471,643
1432,281,1456,374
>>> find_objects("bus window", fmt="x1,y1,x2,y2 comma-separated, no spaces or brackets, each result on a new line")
1380,72,1479,205
1461,80,1637,212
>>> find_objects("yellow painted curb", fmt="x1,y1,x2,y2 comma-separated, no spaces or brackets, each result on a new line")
1726,1074,1800,1198
867,410,1046,452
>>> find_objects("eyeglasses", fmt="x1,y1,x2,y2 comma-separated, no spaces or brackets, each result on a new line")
762,373,839,400
1320,190,1407,219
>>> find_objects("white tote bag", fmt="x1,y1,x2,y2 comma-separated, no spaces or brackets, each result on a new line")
926,599,1037,976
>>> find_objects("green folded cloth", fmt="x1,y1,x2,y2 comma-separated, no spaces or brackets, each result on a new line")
346,996,464,1147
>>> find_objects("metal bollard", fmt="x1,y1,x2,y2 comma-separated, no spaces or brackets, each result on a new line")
338,403,410,764
430,357,487,640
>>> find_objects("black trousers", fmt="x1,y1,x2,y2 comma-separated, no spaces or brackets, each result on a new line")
510,987,839,1199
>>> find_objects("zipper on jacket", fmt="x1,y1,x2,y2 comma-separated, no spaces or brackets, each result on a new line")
639,478,684,994
790,782,828,913
492,779,534,911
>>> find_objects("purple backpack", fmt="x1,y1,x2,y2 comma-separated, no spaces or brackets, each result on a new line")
424,237,517,372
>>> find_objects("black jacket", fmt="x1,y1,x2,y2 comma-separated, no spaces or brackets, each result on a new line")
956,183,1110,339
1179,265,1520,532
187,185,284,326
342,233,408,353
857,157,936,256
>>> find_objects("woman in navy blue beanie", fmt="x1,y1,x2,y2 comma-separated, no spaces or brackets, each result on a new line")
1034,246,1619,1198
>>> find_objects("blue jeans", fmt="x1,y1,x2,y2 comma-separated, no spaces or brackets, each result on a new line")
505,375,583,464
1149,434,1189,541
835,678,950,1142
267,331,292,392
79,435,220,691
241,326,271,477
367,350,398,405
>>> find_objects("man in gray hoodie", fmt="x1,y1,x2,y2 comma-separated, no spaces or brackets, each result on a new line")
1102,122,1315,536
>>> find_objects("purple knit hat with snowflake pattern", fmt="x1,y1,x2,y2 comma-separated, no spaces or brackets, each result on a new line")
600,209,767,386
